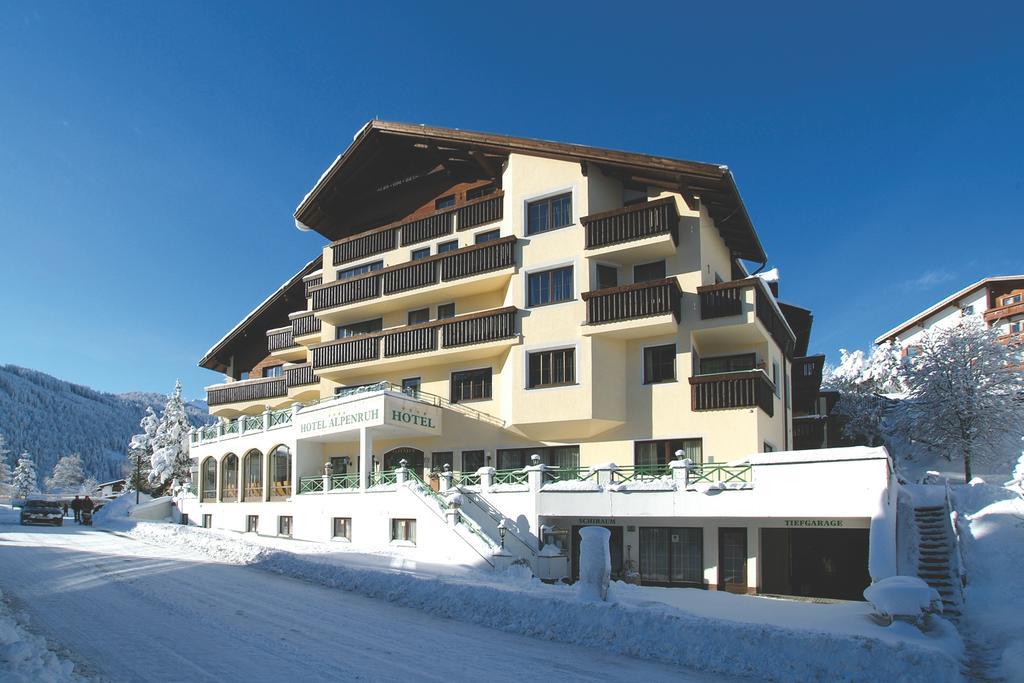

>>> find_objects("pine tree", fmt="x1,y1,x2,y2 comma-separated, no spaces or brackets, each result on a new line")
891,317,1024,481
46,453,86,492
149,380,193,493
0,432,11,495
126,407,159,492
12,453,38,498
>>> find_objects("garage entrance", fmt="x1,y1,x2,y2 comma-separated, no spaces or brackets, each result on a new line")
760,528,870,600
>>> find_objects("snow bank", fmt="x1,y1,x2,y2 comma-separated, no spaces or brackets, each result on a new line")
863,576,942,624
92,492,152,530
0,589,78,682
126,522,962,682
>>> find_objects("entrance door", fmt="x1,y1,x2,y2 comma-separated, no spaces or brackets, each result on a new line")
570,525,624,581
718,527,748,594
383,448,425,478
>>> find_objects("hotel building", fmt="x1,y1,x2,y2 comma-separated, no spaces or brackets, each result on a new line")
181,122,893,600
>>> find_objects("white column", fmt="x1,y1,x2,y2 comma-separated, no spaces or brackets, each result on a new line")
358,427,373,492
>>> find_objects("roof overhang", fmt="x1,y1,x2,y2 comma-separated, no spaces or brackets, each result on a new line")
294,120,767,263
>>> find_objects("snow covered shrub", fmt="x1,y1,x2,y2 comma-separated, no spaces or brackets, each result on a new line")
864,576,943,628
824,341,905,447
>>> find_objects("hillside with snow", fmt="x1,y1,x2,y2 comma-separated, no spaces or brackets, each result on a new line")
0,365,211,483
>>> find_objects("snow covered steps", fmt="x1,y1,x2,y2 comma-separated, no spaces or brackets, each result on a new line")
912,505,962,620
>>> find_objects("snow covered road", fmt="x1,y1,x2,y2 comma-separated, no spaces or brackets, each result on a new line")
0,522,720,682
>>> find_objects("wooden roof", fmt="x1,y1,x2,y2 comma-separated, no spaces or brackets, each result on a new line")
294,120,767,263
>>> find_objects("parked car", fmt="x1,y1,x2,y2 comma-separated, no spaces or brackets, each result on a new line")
20,500,65,526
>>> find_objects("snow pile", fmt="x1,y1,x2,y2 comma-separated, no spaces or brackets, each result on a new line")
0,590,78,682
608,477,675,492
576,527,611,601
92,492,154,529
864,576,942,625
541,478,601,492
125,522,962,681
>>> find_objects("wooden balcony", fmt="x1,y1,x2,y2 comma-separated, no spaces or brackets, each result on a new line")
696,278,796,356
581,197,679,250
330,192,505,266
207,376,287,408
302,273,323,298
984,301,1024,323
583,278,681,325
289,311,322,339
285,362,316,387
310,307,518,372
267,327,295,352
794,417,828,450
689,370,775,416
310,237,516,314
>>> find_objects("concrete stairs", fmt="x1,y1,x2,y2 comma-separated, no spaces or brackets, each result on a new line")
913,504,962,621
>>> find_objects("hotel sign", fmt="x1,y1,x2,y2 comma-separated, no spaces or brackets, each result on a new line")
296,394,441,440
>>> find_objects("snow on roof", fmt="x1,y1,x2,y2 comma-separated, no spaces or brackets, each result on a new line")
874,274,1024,344
746,445,890,466
756,267,779,283
294,153,344,230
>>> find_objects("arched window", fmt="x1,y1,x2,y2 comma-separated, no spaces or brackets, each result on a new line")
201,457,217,502
221,453,239,501
383,447,424,478
269,445,292,499
243,450,262,501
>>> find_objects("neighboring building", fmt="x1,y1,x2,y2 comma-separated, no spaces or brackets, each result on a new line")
94,479,126,498
875,275,1024,353
180,121,889,600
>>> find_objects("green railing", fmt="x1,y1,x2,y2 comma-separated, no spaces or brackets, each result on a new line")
406,471,449,512
368,470,398,488
543,467,596,483
299,476,324,493
224,419,239,435
244,415,264,431
201,425,218,440
329,473,360,490
611,465,672,483
688,464,752,484
492,469,528,486
268,409,292,428
451,471,481,487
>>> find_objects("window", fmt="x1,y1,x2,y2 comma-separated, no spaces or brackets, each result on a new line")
401,377,421,396
475,229,500,244
596,264,618,290
438,239,458,253
1003,294,1022,306
634,439,703,470
411,247,430,261
221,454,238,501
337,260,383,281
202,514,212,529
336,318,383,339
528,348,575,388
437,302,456,319
528,266,573,307
496,446,579,470
451,368,491,402
642,344,676,384
466,184,496,200
432,451,454,471
408,308,429,325
803,362,816,377
270,445,291,498
633,260,666,283
262,365,283,378
201,457,217,501
1011,321,1023,334
278,516,293,537
639,527,703,586
239,371,250,380
700,353,756,375
391,518,417,544
246,515,258,533
329,456,349,474
905,345,921,358
332,517,351,540
435,195,455,210
461,450,485,471
527,193,572,235
243,450,262,501
961,305,975,316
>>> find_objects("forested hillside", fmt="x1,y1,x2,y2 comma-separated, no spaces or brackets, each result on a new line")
0,365,210,482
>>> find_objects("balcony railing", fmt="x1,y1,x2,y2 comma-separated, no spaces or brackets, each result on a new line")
310,237,516,312
206,376,287,407
285,363,316,387
582,278,681,325
581,197,679,249
697,278,796,356
330,192,505,265
984,301,1024,323
290,311,322,338
794,417,827,449
689,370,775,416
267,327,295,352
303,273,323,298
310,307,517,370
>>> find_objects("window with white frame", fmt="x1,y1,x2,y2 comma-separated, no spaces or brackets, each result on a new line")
391,518,416,544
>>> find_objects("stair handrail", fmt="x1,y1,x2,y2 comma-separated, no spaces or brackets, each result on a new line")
402,472,498,566
943,478,968,591
458,489,539,558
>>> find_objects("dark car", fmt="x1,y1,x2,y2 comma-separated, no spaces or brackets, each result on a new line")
20,500,65,526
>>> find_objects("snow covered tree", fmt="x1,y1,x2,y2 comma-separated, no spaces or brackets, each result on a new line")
0,431,11,495
126,407,159,493
890,317,1024,481
824,341,906,447
12,453,38,498
148,380,193,493
45,453,86,492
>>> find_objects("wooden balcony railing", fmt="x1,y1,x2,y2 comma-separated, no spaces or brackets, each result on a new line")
794,418,827,449
689,370,775,416
285,362,316,387
984,301,1024,323
582,278,681,325
266,327,295,352
290,311,322,338
697,278,796,356
581,197,679,249
330,191,505,265
207,376,287,407
310,237,516,312
310,307,517,370
303,273,323,298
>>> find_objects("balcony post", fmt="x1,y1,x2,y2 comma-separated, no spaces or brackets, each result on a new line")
358,427,372,492
216,420,224,438
439,464,452,493
239,416,247,435
396,459,409,485
262,406,271,432
479,467,495,490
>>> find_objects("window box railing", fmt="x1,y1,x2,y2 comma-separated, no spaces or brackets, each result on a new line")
267,327,296,352
581,197,679,249
582,278,681,325
689,370,775,416
310,307,517,370
285,363,316,388
330,192,505,266
311,237,516,312
697,278,796,355
290,311,322,338
206,376,287,407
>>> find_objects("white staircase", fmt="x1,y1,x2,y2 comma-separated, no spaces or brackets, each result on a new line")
913,504,963,620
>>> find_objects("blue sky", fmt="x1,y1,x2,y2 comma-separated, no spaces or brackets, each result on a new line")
1,2,1021,399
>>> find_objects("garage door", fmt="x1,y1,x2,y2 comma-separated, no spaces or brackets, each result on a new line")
760,528,870,601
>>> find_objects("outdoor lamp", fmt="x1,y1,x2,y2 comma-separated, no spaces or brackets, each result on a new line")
324,460,334,476
530,454,541,466
674,449,684,460
498,518,508,549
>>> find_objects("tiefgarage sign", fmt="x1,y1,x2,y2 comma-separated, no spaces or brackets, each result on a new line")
784,519,845,528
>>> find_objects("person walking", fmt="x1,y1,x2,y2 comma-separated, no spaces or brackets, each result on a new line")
62,501,69,518
71,495,82,523
81,496,95,525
